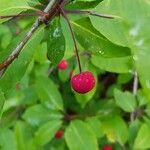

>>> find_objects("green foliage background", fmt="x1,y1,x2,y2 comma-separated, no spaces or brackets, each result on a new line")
0,0,150,149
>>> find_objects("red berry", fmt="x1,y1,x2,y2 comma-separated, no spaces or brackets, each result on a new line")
55,130,64,139
58,59,68,70
71,71,95,94
102,145,113,150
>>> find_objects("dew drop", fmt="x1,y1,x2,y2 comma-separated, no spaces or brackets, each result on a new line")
53,27,61,38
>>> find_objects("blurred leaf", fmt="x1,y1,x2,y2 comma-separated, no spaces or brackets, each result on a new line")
114,89,137,112
86,117,104,138
0,128,17,150
128,119,142,148
66,0,102,9
90,0,150,99
23,104,63,126
137,90,148,107
15,121,36,150
0,0,38,23
65,120,98,150
36,76,64,111
34,120,62,146
117,73,133,84
102,115,128,144
134,123,150,150
92,55,133,73
0,27,44,95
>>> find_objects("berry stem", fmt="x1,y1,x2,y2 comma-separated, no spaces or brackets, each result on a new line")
65,10,119,19
59,5,82,73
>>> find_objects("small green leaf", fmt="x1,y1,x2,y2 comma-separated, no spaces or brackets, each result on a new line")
91,55,133,73
114,89,137,112
65,120,98,150
34,120,62,146
23,104,63,126
0,128,17,150
46,17,65,64
128,119,142,148
0,0,38,24
36,76,64,111
102,115,128,144
15,121,35,150
86,117,104,138
134,123,150,150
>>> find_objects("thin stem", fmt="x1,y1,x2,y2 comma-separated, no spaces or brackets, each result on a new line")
65,10,118,19
59,6,82,73
0,0,63,76
133,71,138,96
130,71,138,122
0,12,48,19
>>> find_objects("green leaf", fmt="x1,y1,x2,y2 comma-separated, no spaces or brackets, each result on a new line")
46,18,65,64
23,104,63,126
35,76,64,111
102,115,128,144
66,0,102,9
0,128,17,150
0,0,38,24
117,73,133,84
91,55,133,73
0,27,44,95
34,120,62,146
86,117,104,138
15,121,36,150
134,123,150,150
60,17,75,59
114,89,137,112
72,17,131,57
65,120,98,150
128,119,142,148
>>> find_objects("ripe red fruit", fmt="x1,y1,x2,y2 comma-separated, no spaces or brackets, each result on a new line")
71,71,95,94
102,145,113,150
55,130,64,139
58,59,68,70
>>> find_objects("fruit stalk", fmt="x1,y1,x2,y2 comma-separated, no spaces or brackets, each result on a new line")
59,5,82,73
